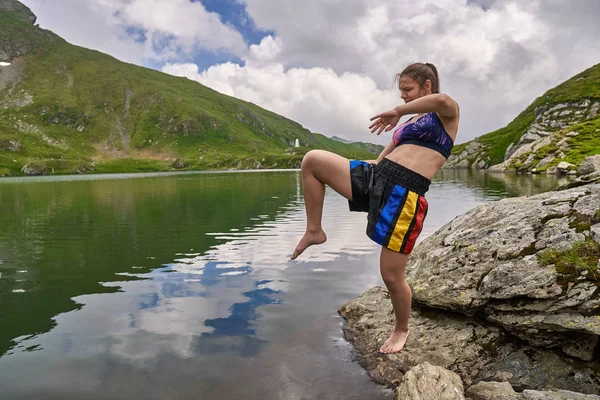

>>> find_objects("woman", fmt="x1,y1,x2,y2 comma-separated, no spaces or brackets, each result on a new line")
291,62,459,354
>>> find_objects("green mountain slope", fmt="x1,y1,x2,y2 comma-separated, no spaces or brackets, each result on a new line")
447,62,600,172
0,0,382,176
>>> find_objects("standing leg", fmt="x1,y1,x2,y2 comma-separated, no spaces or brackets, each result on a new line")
379,246,412,353
291,150,353,259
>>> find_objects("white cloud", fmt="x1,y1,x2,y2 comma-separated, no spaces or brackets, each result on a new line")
20,0,248,64
161,0,600,144
163,48,398,144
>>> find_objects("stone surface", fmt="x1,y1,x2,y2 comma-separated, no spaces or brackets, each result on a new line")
400,183,600,358
171,159,185,169
0,0,36,25
557,161,575,173
536,155,555,169
591,223,600,243
339,287,600,395
466,381,519,399
20,163,47,176
577,155,600,176
467,381,600,400
395,362,465,400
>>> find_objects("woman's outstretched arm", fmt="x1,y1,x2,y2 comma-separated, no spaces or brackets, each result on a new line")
393,93,458,118
370,94,459,135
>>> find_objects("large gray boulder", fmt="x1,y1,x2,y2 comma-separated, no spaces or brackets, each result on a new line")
405,183,600,359
577,155,600,176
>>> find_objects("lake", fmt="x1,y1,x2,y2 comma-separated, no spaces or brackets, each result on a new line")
0,168,570,399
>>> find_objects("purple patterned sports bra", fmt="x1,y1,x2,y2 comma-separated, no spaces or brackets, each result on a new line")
392,112,454,159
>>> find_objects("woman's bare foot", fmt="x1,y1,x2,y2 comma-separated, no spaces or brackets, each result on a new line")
380,329,409,354
291,229,327,259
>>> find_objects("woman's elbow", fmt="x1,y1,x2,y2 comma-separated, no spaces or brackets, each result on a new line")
437,94,458,117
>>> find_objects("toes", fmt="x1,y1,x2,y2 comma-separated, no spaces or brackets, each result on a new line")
291,247,302,260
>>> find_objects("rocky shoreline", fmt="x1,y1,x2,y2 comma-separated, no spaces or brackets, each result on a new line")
443,97,600,176
339,174,600,399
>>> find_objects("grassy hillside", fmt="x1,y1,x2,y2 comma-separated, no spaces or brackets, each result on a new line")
0,0,381,176
453,62,600,167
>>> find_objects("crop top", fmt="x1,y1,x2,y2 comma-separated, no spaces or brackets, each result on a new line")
392,112,454,159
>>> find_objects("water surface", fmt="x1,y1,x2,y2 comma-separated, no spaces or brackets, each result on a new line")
0,169,569,399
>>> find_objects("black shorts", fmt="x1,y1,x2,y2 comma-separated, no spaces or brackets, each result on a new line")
348,158,430,254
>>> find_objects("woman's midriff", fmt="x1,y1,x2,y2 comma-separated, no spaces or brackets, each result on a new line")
385,144,447,181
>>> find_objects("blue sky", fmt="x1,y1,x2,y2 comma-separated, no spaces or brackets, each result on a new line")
18,0,600,144
186,0,273,71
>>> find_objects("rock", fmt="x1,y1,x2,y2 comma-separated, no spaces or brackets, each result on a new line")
487,162,508,173
577,155,600,176
0,0,37,25
590,223,600,244
467,381,600,400
465,140,483,155
566,131,580,137
556,137,569,150
532,137,553,153
555,171,600,189
395,362,465,400
171,159,185,169
546,166,558,175
0,138,20,152
588,102,600,119
467,381,519,399
456,159,470,169
519,133,542,145
20,162,47,176
402,183,600,359
505,143,517,161
562,335,599,361
521,390,600,399
534,216,585,251
339,287,600,394
536,155,555,168
557,161,575,173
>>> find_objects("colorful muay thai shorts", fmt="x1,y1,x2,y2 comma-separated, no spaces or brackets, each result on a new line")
348,158,430,255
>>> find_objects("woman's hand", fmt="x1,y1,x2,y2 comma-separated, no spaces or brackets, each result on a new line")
369,109,401,135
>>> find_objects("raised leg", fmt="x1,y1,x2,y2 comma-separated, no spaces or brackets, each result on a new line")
291,150,353,259
379,247,411,354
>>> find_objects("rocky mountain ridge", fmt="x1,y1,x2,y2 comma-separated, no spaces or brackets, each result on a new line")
445,62,600,176
0,0,379,176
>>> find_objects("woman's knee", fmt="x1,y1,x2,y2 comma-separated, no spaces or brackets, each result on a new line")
381,270,404,288
301,150,326,170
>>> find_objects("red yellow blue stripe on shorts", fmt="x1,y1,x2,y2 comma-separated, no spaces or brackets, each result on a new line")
368,185,428,254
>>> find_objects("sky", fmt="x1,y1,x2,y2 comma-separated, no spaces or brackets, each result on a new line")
18,0,600,145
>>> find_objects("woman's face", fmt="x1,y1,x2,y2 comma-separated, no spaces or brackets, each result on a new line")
399,75,431,103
